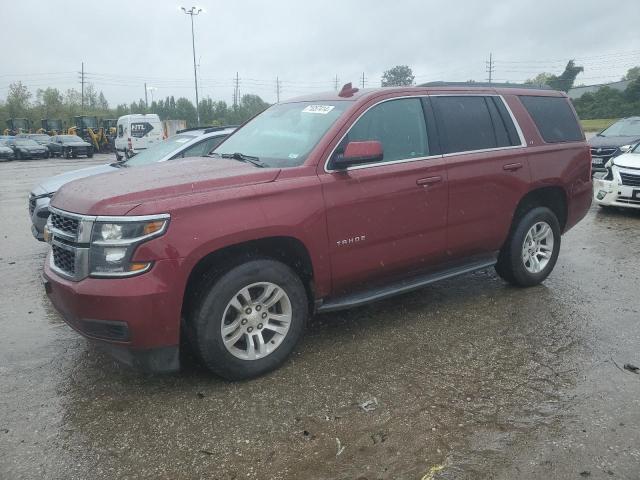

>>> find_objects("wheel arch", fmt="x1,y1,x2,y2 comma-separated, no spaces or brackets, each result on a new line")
513,186,568,232
181,236,316,319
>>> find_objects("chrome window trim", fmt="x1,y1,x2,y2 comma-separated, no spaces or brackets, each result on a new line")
323,93,526,173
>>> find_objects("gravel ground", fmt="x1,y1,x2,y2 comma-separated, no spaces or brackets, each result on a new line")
1,153,639,480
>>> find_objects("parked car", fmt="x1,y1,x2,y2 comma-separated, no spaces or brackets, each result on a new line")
589,117,640,174
593,142,640,210
6,137,48,159
42,85,591,379
0,140,15,161
29,126,235,240
47,135,93,158
114,114,164,160
22,133,57,157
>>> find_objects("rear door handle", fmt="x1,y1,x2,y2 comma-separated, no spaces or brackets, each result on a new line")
416,176,442,186
503,162,523,172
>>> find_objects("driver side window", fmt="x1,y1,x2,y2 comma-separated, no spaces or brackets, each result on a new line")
182,136,227,158
340,98,430,163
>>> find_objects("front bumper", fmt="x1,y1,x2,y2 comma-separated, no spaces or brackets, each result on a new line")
593,177,640,209
43,256,182,372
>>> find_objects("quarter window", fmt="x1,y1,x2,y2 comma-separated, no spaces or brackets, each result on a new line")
343,98,429,163
432,96,498,154
519,95,583,143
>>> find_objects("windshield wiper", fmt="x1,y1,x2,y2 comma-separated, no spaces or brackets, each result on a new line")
219,152,266,168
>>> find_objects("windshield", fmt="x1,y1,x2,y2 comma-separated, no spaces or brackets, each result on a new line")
214,101,350,168
124,133,198,166
15,139,39,147
600,118,640,137
60,135,84,144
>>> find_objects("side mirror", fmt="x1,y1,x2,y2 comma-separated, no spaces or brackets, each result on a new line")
331,140,383,169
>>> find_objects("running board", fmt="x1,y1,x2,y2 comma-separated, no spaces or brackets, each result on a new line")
316,256,497,313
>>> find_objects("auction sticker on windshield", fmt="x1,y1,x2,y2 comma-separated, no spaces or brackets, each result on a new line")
302,105,335,114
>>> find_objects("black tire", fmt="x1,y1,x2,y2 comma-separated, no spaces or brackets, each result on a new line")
495,206,561,287
188,259,308,380
115,151,123,162
64,148,70,159
87,151,93,158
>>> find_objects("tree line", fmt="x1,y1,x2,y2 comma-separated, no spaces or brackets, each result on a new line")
0,82,271,131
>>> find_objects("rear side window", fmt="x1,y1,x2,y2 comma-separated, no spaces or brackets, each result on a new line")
519,95,583,143
432,96,498,154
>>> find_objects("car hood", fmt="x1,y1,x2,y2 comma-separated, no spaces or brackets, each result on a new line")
589,135,640,148
0,146,12,153
612,152,640,169
51,156,281,216
33,163,118,196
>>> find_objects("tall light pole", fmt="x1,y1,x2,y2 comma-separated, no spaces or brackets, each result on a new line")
181,6,202,125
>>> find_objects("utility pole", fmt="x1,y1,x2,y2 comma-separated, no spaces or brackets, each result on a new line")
361,72,366,89
486,52,494,84
144,82,148,109
233,72,240,108
80,61,85,113
181,6,202,125
334,75,339,90
276,76,281,103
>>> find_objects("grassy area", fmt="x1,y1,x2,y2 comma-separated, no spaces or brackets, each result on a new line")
580,118,617,132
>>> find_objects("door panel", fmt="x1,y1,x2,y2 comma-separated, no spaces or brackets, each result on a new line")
445,149,530,258
321,157,447,293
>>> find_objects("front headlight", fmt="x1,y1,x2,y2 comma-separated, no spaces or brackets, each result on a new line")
619,144,632,153
89,215,169,277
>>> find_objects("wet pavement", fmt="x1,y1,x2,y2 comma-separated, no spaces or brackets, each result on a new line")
1,155,639,480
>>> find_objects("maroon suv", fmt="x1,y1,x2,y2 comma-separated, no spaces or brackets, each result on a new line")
43,84,592,379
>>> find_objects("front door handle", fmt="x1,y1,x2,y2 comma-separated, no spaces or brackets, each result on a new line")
503,162,523,172
416,176,442,186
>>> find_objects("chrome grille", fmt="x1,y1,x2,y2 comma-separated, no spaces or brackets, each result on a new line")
52,244,76,275
590,147,617,157
620,172,640,187
50,211,80,236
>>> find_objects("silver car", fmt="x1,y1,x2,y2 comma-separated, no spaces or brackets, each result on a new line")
28,126,235,240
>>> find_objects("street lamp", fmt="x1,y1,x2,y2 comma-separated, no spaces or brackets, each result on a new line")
180,6,202,125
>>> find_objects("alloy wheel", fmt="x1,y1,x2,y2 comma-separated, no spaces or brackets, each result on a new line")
220,282,292,360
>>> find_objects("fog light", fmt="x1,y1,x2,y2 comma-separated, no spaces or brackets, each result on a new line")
596,190,607,200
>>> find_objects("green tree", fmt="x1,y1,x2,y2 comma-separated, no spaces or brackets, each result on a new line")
97,92,109,111
546,60,584,92
622,66,640,81
175,97,198,126
35,87,64,118
525,73,553,86
381,65,415,87
6,81,31,117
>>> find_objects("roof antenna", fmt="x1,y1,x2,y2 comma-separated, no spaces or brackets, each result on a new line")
338,82,359,98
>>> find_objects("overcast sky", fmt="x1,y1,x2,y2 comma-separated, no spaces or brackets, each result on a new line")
1,0,639,106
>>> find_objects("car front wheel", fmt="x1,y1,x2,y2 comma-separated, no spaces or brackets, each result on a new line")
188,259,308,380
495,206,561,287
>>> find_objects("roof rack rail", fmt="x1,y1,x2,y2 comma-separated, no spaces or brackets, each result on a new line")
418,81,552,90
176,125,240,134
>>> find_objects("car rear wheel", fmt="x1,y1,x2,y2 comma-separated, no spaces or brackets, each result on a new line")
188,259,308,380
495,206,561,287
